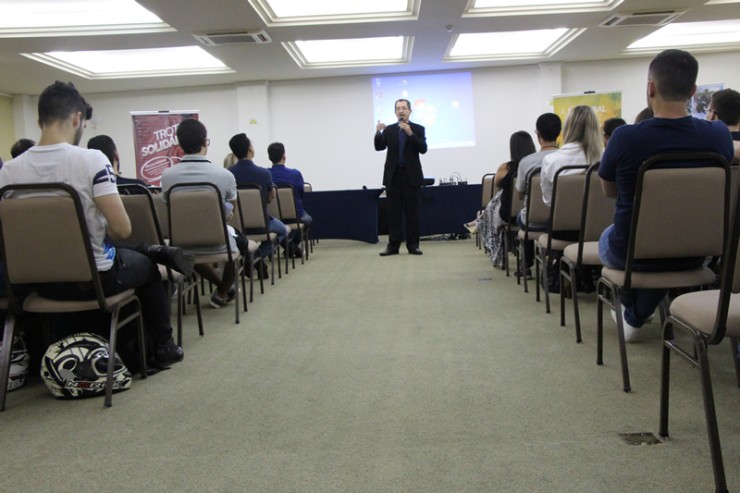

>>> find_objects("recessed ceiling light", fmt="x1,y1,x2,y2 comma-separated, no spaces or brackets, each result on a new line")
446,28,584,61
22,46,233,79
0,0,174,37
283,36,412,68
626,19,740,53
465,0,623,16
249,0,419,26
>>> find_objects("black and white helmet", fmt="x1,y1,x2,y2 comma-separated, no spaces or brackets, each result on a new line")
1,333,30,392
41,332,131,399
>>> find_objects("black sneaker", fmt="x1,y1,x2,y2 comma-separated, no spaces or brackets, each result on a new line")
209,286,236,308
515,268,533,280
155,338,184,365
147,245,195,276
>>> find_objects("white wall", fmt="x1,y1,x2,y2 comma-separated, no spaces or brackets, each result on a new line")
12,50,740,190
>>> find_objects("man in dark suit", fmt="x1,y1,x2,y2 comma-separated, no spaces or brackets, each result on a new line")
374,98,428,256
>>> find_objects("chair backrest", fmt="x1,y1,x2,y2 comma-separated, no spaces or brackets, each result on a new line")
166,182,231,251
580,163,615,243
730,165,739,225
152,192,170,240
304,182,313,193
508,177,524,222
266,186,281,219
524,169,549,230
0,183,108,310
276,185,299,223
547,165,588,235
118,184,164,247
628,153,729,268
236,184,270,233
481,173,495,209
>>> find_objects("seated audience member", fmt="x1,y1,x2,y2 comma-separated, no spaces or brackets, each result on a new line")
87,134,149,189
223,152,238,169
634,106,653,123
464,131,535,268
160,119,240,309
705,88,740,163
228,133,293,265
599,49,734,341
514,113,562,277
541,105,602,209
268,142,312,227
602,118,626,147
10,138,36,158
0,81,186,366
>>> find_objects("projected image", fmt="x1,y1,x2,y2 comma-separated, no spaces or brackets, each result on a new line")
372,72,476,149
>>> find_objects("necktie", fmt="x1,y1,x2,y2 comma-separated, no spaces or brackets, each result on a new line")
398,126,406,166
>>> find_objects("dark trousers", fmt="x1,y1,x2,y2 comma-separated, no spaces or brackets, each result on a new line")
387,169,421,250
37,247,173,346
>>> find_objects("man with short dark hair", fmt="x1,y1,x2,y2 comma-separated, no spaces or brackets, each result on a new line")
706,88,740,162
228,133,292,265
161,119,240,308
87,134,148,189
374,98,427,256
0,81,185,366
599,50,734,341
267,142,311,255
10,138,35,158
602,117,626,147
514,112,561,277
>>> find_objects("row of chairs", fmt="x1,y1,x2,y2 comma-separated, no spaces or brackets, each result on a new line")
476,153,740,492
0,180,314,411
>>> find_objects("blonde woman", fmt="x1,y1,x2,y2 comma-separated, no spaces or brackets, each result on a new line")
540,104,602,207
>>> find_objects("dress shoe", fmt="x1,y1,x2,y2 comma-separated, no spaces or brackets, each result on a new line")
147,245,195,276
379,248,399,256
155,338,184,365
407,247,423,255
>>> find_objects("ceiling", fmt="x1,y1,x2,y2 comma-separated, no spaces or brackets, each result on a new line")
1,0,739,97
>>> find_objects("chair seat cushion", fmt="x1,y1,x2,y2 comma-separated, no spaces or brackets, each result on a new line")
563,241,602,266
23,289,137,313
518,229,545,241
537,234,575,252
670,290,740,337
601,265,716,289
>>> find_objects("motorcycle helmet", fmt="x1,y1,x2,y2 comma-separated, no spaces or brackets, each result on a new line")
41,332,131,399
1,333,30,392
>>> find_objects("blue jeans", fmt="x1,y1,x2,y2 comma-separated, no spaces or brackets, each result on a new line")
598,225,703,327
260,216,288,258
516,211,546,269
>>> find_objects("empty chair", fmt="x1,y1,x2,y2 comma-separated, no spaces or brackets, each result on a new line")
276,184,307,266
475,173,496,248
658,185,740,493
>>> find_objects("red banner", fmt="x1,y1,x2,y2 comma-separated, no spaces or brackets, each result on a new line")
131,111,198,186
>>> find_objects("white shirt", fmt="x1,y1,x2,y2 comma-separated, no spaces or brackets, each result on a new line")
0,143,118,270
540,142,588,206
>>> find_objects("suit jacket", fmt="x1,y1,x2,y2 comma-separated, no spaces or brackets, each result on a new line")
374,121,428,188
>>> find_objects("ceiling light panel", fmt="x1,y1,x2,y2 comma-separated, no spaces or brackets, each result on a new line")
22,46,233,79
249,0,420,26
626,19,740,53
446,28,584,61
0,0,174,37
283,36,412,69
465,0,623,16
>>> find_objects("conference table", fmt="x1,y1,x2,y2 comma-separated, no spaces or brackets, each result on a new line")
302,184,482,244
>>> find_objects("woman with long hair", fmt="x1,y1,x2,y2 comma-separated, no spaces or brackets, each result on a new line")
541,105,602,206
466,130,536,267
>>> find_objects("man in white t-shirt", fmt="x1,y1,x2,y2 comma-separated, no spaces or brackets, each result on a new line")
0,81,186,367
